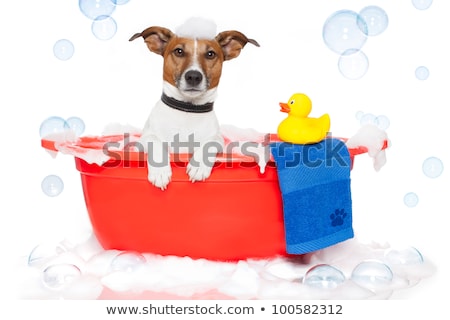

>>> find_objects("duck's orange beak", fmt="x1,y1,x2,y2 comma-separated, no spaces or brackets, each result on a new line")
279,102,290,113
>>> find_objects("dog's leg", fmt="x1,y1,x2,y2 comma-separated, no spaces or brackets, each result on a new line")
142,135,172,190
187,134,224,182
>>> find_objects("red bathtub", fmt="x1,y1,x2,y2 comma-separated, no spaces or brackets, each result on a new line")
41,134,384,261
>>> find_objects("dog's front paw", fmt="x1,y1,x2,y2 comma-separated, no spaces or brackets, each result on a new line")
148,165,172,190
187,143,221,183
186,162,213,182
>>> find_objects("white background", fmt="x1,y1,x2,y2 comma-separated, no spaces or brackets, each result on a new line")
1,0,449,306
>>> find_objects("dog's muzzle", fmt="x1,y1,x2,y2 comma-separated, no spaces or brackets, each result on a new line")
184,70,203,87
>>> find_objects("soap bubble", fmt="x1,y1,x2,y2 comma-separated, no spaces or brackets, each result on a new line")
355,111,364,120
359,6,389,36
66,116,86,137
404,192,419,207
323,10,368,55
338,49,369,80
375,115,390,130
42,263,81,290
351,260,393,290
357,113,390,129
91,15,117,40
415,66,429,80
41,175,64,197
385,247,424,265
303,264,346,289
412,0,433,10
422,156,444,178
359,113,376,126
110,251,147,273
111,0,130,4
39,116,70,138
79,0,116,20
53,39,74,61
28,243,66,267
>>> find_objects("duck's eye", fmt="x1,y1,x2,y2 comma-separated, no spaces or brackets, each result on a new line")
290,100,295,105
205,50,216,59
173,48,184,57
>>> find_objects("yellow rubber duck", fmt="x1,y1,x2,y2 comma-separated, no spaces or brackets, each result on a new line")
277,93,330,144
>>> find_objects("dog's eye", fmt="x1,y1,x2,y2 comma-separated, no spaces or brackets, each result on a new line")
205,50,216,59
173,48,184,57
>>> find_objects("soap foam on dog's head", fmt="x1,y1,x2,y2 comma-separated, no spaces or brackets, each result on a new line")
175,17,217,39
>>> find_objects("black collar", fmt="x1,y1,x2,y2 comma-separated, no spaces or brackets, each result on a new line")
161,93,214,113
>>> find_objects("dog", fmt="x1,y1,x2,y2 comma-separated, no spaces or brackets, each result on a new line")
129,22,259,190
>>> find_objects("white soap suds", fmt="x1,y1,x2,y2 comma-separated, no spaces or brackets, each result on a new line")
175,17,217,39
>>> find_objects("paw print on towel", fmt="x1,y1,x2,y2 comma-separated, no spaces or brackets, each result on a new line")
330,208,347,227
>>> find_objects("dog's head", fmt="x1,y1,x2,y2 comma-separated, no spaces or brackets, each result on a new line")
130,26,259,100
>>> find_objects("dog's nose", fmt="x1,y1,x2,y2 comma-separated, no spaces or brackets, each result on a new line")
185,70,203,87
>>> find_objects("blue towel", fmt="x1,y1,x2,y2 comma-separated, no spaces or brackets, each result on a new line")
270,138,354,254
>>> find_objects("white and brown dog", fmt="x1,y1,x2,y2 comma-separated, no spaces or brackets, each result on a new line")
129,20,259,190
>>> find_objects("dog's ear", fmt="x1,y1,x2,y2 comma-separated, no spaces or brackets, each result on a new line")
215,31,260,61
129,26,175,55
